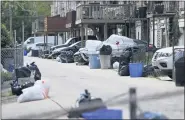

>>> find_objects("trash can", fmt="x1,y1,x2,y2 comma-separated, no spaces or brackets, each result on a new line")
175,57,185,86
89,54,101,69
31,50,39,57
82,108,123,119
8,64,14,72
129,63,143,77
99,55,111,69
24,50,27,56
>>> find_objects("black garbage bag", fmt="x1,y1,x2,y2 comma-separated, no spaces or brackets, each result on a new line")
118,65,130,76
14,67,31,78
11,85,22,96
29,65,41,81
21,81,34,90
142,64,155,77
100,45,112,55
60,50,75,63
10,81,34,96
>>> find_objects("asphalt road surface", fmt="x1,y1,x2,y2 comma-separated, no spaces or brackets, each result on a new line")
7,56,184,119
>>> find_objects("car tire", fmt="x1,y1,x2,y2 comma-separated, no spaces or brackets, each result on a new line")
168,74,172,79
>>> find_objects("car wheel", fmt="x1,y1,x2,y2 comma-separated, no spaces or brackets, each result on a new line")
168,74,172,79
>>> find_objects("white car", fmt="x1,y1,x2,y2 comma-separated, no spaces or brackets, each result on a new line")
152,46,184,78
97,34,148,57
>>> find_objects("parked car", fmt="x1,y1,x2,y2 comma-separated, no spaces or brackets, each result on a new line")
24,36,63,50
50,35,98,52
31,42,54,51
97,34,155,57
57,41,84,63
48,41,83,59
151,45,184,78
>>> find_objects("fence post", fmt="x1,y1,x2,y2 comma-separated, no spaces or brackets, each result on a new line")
129,87,137,119
22,21,24,65
14,30,17,69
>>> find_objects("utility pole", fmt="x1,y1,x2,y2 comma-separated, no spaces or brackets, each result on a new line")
165,17,169,47
22,21,24,64
14,30,17,68
9,3,13,43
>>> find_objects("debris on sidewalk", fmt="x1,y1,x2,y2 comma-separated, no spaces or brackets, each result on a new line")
68,89,106,118
17,80,50,103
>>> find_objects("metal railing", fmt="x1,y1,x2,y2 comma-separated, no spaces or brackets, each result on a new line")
147,1,179,14
76,4,136,21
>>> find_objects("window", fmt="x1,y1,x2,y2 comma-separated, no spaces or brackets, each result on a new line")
28,38,34,44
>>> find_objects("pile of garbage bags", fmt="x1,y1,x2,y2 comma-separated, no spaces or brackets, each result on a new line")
116,47,155,77
118,49,132,76
9,62,49,103
59,50,75,63
74,52,89,65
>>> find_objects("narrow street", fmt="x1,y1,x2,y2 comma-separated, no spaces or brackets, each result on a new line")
2,57,184,119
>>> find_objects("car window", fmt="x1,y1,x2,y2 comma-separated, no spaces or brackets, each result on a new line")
75,42,82,48
88,36,97,40
133,39,147,45
28,38,34,44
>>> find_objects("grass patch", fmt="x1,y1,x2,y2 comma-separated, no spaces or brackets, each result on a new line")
1,71,13,82
1,90,13,97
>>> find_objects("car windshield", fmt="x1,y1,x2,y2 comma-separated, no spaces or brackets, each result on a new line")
65,38,74,44
69,41,81,47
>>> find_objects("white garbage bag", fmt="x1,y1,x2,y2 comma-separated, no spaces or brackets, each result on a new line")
113,62,119,69
27,51,32,57
17,80,50,103
56,56,61,62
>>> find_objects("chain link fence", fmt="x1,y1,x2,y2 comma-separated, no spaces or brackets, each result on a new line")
1,45,24,72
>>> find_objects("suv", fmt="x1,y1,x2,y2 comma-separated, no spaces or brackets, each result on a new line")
151,46,184,78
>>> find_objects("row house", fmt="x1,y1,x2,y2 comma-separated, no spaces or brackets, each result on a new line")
32,1,184,48
146,1,184,48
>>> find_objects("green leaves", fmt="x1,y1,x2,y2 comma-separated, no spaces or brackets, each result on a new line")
1,23,11,48
1,1,51,46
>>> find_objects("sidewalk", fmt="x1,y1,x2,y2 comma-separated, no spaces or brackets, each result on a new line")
2,99,62,119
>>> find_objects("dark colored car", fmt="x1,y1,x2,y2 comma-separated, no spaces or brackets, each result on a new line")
48,41,83,59
50,35,98,52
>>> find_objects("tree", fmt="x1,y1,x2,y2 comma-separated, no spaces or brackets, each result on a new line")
1,23,11,48
1,1,51,44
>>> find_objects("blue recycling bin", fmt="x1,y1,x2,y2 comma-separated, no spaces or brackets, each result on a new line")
129,63,143,77
89,54,101,69
82,108,123,119
8,64,14,72
24,50,27,56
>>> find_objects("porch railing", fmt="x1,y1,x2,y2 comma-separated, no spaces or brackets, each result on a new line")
147,1,179,14
76,4,136,21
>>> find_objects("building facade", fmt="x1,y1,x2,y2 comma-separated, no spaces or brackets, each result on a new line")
49,1,184,47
